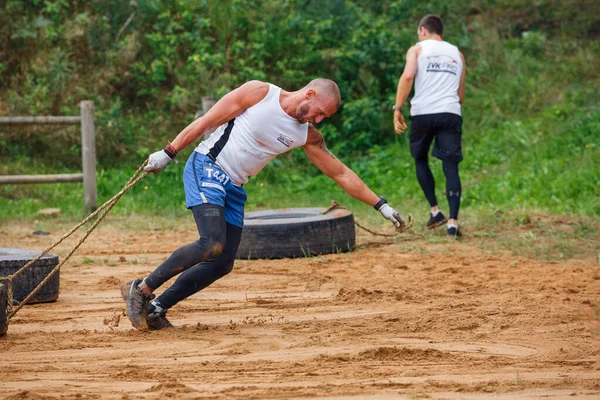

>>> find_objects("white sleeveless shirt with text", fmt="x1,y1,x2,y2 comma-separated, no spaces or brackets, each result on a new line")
195,84,309,186
410,39,463,117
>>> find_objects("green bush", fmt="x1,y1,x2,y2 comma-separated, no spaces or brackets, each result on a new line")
0,0,598,219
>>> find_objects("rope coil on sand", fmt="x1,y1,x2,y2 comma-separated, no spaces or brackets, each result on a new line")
322,200,413,237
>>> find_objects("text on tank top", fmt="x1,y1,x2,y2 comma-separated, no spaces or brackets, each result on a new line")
195,84,309,186
410,40,463,117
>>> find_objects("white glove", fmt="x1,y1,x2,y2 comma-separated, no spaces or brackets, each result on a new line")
378,203,407,232
144,149,173,173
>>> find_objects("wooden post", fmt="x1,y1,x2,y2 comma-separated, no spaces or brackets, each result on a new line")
0,104,97,214
80,101,97,213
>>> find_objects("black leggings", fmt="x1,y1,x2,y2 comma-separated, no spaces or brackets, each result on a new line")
144,204,243,309
410,112,463,220
415,158,461,220
442,160,461,220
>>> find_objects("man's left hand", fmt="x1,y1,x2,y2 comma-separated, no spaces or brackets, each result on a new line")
379,204,407,232
394,111,407,134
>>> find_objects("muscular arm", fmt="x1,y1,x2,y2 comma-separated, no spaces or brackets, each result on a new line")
395,45,420,109
394,45,420,134
169,81,269,152
303,125,379,206
458,52,466,104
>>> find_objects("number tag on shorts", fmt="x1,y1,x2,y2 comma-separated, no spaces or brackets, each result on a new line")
205,167,231,186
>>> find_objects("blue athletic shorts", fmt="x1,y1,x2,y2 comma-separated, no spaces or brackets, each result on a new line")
183,152,247,228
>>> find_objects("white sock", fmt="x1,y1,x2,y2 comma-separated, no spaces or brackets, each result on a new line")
431,209,441,217
447,223,458,229
138,278,151,292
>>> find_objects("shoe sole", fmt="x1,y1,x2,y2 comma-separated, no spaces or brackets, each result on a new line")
148,320,176,330
120,281,149,331
447,229,463,240
426,218,448,230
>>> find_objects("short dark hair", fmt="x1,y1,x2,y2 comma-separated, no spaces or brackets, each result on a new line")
419,14,444,36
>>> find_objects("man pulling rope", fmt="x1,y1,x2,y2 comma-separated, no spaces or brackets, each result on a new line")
121,78,408,331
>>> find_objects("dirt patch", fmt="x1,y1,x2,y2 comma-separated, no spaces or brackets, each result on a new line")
98,275,121,287
336,287,414,302
5,392,58,400
357,346,453,361
146,381,195,393
0,218,599,399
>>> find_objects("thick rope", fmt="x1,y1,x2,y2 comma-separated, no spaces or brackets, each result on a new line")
354,220,403,237
322,200,413,237
4,162,148,318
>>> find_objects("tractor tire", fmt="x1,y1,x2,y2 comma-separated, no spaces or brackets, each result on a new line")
0,248,60,304
236,207,355,259
0,283,7,337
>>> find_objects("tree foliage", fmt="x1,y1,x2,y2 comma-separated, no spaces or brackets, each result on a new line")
0,0,598,167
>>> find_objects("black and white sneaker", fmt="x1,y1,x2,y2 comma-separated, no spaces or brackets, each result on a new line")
426,212,447,230
147,300,174,330
120,279,154,331
447,224,463,239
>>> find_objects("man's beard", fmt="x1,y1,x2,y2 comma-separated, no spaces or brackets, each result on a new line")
296,104,309,123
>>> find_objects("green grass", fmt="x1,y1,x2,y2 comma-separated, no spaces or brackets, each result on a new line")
1,88,598,224
1,34,598,236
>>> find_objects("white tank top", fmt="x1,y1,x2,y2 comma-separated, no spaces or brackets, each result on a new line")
195,84,309,186
410,40,463,117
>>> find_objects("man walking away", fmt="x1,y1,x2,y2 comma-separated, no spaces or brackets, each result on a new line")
393,14,466,238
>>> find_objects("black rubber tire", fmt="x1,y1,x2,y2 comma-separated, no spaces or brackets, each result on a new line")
0,284,7,337
236,207,356,259
0,248,60,304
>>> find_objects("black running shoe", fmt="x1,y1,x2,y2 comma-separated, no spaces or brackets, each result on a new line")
447,225,463,239
120,279,154,331
426,212,447,230
147,300,174,330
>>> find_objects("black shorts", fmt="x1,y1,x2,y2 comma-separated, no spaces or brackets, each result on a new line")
409,113,463,163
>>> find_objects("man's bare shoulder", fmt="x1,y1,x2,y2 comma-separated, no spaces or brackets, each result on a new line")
235,80,270,108
305,124,322,145
304,125,336,159
408,44,421,57
238,80,270,97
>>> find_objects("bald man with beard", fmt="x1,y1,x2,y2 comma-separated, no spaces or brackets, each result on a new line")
121,78,408,331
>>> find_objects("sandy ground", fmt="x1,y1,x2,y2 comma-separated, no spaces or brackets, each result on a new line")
1,218,599,400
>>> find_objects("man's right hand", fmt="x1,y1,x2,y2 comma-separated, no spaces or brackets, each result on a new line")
144,150,173,173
